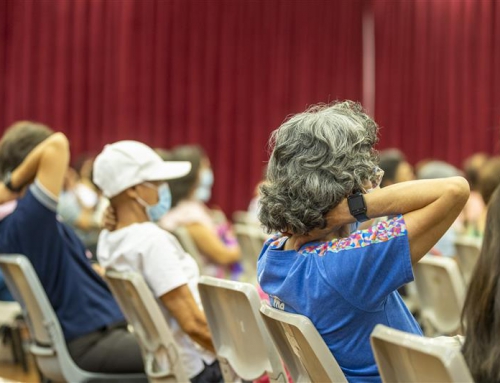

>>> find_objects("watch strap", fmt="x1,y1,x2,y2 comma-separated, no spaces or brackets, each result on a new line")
347,192,369,223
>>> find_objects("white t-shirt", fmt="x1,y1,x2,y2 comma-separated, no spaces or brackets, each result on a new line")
97,222,215,378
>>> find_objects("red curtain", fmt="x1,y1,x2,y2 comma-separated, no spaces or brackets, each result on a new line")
373,0,500,167
0,0,364,214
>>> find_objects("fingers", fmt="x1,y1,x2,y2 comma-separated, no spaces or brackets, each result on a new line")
102,205,117,231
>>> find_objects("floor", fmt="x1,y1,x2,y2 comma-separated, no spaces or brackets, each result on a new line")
0,356,39,383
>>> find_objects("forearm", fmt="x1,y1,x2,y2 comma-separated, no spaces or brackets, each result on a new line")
326,178,468,226
183,316,216,353
10,132,69,195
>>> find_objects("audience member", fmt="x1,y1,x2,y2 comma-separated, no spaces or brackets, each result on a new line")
57,155,104,257
462,185,500,383
417,160,463,256
475,157,500,236
378,149,415,187
462,153,488,235
93,141,222,382
160,145,241,278
257,101,469,382
0,122,145,374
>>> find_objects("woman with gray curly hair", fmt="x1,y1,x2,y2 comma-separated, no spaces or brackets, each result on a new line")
257,101,469,382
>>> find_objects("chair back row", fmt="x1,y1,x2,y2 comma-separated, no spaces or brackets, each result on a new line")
0,254,474,383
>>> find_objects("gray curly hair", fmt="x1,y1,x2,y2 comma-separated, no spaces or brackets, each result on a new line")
259,101,379,235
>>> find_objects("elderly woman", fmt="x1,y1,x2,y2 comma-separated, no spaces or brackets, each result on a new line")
257,101,469,383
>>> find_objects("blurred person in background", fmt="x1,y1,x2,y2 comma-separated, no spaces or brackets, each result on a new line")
417,160,464,256
475,157,500,237
257,101,469,382
378,149,415,187
57,155,104,257
0,122,145,375
94,141,222,383
461,153,488,235
461,185,500,383
160,145,241,279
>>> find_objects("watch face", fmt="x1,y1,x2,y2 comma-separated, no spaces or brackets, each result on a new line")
349,195,366,211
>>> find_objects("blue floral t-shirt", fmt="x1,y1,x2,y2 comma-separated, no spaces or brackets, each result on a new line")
257,215,422,383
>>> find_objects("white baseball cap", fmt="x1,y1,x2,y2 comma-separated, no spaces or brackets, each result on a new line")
93,140,191,198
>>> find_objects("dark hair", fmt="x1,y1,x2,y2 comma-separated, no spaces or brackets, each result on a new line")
462,185,500,382
463,153,489,191
0,121,54,178
378,149,405,187
478,157,500,205
168,145,205,207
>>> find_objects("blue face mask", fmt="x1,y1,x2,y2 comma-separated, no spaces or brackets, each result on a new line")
137,183,172,222
195,169,214,202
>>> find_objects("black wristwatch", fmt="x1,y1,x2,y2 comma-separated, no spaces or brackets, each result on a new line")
347,192,369,222
3,171,23,193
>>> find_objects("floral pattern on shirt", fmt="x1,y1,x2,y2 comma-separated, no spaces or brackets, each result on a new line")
266,215,407,257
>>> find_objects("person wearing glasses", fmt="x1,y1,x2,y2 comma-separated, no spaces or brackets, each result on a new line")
257,101,470,383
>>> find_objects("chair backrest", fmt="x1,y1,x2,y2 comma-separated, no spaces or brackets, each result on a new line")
370,324,473,383
0,254,143,382
259,303,347,383
454,236,482,284
105,269,188,382
413,256,466,335
172,227,204,267
233,224,267,283
198,276,287,382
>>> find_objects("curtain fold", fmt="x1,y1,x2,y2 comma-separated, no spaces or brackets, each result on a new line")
373,0,500,166
0,0,364,214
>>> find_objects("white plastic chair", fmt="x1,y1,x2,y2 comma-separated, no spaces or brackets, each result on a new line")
454,236,482,284
259,302,347,383
233,223,267,283
105,269,189,383
413,256,466,336
198,276,287,382
0,254,147,383
370,324,472,383
172,226,204,268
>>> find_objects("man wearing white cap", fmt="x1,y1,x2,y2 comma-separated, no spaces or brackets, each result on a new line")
93,140,222,383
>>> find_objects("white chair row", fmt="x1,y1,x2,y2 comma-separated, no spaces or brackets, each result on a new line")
0,255,147,383
0,254,474,383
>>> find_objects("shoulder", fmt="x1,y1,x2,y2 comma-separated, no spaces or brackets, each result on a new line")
300,215,407,257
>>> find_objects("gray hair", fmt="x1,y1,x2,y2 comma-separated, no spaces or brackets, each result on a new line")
259,101,379,235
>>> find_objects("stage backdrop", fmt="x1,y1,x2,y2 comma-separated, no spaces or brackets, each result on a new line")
373,0,500,166
0,0,364,214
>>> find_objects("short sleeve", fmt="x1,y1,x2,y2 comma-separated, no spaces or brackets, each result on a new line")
319,215,413,311
8,180,58,235
142,234,189,298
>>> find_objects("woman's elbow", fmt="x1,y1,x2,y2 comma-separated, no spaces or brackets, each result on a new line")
447,176,470,208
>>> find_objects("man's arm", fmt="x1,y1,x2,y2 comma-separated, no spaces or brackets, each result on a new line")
159,284,215,353
294,177,470,264
6,132,69,197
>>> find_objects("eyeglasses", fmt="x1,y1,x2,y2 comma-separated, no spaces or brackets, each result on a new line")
361,167,384,193
370,167,384,189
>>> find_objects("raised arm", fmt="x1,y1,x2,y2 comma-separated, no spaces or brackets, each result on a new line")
299,177,470,264
5,132,70,197
333,177,469,263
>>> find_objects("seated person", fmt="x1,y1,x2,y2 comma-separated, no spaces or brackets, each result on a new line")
93,141,222,383
462,185,500,382
475,157,500,236
159,145,241,279
378,148,415,187
257,101,469,382
0,122,144,374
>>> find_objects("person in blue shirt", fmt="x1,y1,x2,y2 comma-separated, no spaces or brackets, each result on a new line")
257,101,470,383
0,121,145,375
